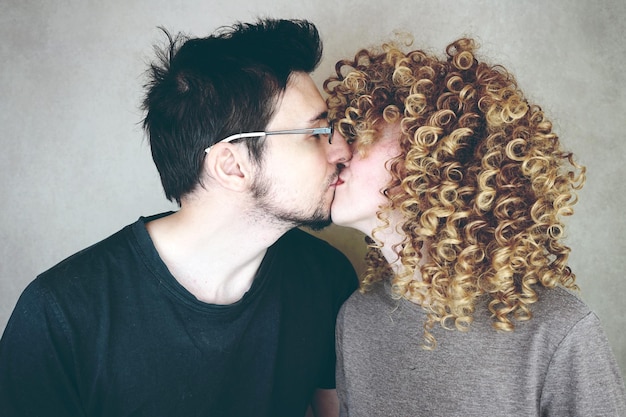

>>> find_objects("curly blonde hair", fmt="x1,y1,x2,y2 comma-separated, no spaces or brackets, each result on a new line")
324,38,585,347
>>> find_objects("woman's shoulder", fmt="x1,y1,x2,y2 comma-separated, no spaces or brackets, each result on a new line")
339,280,401,320
529,285,592,324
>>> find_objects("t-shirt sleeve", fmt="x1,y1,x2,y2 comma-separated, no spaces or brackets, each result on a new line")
0,279,85,416
540,311,626,416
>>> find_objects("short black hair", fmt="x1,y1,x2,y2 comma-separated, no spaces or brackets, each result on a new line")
142,18,323,204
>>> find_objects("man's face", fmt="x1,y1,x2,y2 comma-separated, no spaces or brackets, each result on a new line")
252,72,351,230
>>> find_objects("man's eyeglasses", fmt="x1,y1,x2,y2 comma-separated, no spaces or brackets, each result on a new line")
205,124,334,154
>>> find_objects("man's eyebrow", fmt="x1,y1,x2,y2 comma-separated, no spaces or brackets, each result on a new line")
309,110,328,123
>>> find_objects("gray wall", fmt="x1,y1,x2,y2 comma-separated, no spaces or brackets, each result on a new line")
2,0,625,381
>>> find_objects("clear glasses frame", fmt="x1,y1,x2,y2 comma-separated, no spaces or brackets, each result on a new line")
204,124,334,154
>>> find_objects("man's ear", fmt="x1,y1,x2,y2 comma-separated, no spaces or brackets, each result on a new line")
204,144,254,192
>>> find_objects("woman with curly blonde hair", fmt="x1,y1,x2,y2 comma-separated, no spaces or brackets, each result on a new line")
326,37,626,416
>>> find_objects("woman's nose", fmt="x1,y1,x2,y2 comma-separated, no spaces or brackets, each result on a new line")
326,130,352,164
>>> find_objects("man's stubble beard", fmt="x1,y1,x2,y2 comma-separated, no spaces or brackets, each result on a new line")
250,172,335,232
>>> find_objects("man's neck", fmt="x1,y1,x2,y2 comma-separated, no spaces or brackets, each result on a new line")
146,202,290,305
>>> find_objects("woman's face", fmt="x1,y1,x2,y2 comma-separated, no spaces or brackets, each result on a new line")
331,123,402,236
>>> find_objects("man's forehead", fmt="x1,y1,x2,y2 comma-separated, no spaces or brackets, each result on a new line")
271,72,327,126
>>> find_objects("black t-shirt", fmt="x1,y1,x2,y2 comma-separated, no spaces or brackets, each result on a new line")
0,214,358,417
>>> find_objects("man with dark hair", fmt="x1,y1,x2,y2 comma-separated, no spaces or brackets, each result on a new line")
0,19,357,417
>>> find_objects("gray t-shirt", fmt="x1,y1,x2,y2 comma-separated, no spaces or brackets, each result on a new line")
336,280,626,417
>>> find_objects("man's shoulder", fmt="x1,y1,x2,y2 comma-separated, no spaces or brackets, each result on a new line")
44,224,134,272
34,218,147,297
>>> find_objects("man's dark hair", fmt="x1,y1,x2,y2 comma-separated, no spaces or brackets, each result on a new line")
142,18,323,204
